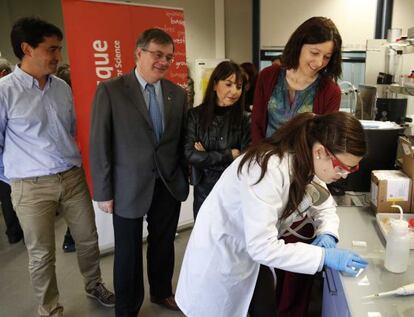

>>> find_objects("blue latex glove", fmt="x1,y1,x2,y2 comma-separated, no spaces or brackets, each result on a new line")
324,248,368,276
312,234,337,248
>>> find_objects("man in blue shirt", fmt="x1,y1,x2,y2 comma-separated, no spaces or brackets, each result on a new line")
0,17,115,317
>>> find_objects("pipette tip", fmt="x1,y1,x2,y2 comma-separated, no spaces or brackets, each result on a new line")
364,294,378,299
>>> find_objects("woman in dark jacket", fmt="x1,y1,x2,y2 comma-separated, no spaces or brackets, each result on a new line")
185,61,251,220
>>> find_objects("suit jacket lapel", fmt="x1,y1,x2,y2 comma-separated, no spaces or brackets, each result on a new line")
124,70,153,128
161,79,174,134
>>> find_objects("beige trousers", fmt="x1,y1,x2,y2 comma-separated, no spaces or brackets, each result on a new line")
11,167,101,316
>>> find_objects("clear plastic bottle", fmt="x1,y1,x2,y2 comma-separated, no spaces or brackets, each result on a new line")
384,218,410,273
394,50,403,84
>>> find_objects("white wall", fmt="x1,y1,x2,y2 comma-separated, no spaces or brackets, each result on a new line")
225,0,252,63
1,0,412,67
0,0,252,73
0,0,65,62
0,0,218,73
260,0,377,50
392,0,414,36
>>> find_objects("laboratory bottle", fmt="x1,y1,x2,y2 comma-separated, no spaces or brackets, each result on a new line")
384,218,410,273
395,50,403,85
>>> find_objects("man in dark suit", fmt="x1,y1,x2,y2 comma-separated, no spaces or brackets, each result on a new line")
89,28,189,317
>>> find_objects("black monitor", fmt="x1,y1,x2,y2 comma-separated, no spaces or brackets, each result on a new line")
375,98,408,124
344,125,404,191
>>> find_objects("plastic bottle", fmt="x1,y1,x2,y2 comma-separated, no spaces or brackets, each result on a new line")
394,50,403,84
384,205,410,273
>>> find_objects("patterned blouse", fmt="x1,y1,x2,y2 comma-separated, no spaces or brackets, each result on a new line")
266,69,319,137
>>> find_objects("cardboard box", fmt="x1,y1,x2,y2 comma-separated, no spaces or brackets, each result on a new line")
399,136,414,211
371,170,412,213
400,136,414,178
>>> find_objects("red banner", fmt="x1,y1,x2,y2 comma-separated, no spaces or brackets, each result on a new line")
61,0,187,188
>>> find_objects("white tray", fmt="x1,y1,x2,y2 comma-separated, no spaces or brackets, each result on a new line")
376,213,414,249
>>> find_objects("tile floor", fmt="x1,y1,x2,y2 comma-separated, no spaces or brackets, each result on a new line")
0,211,322,317
0,213,189,317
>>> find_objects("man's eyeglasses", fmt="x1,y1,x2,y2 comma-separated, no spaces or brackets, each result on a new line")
325,147,359,176
142,48,174,64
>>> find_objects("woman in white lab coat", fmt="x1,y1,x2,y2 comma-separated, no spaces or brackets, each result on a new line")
176,111,368,317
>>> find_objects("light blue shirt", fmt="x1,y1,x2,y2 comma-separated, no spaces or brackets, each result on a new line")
0,66,82,179
134,68,165,129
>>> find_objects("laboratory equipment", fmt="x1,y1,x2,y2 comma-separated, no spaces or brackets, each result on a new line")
376,213,414,249
339,81,358,114
365,283,414,299
355,84,377,120
384,205,410,273
375,97,407,124
343,122,404,192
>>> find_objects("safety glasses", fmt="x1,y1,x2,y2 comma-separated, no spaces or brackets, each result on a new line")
325,148,359,176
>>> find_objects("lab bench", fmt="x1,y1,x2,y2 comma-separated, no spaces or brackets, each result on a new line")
322,206,414,317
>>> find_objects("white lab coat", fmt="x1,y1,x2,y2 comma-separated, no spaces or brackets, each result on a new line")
176,154,339,317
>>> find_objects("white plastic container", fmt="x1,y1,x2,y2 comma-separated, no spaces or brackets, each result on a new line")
384,205,410,273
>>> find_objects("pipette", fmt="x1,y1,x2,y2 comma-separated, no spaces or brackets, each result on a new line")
365,283,414,299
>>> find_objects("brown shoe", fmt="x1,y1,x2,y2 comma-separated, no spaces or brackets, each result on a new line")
150,295,180,311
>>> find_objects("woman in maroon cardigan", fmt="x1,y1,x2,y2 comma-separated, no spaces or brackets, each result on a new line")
249,17,343,317
251,17,342,145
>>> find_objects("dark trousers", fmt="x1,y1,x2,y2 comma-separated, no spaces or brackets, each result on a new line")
193,171,220,220
0,180,22,239
249,220,315,317
249,265,278,317
193,182,214,220
113,179,181,317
